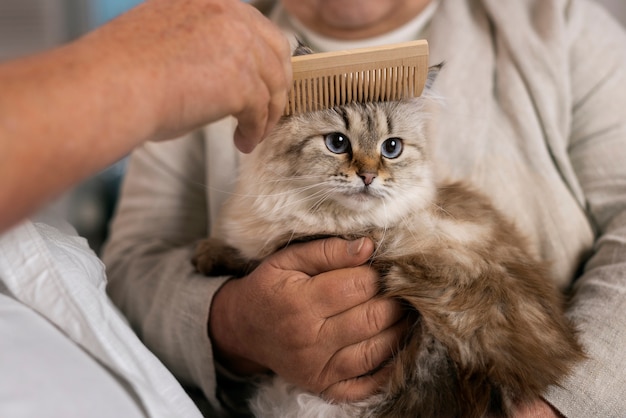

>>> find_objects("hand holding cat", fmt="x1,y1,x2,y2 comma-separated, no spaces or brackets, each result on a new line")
208,237,408,401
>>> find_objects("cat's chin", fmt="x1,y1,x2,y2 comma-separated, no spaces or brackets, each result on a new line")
334,192,381,212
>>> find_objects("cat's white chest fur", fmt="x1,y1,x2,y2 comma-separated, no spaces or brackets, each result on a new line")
250,376,377,418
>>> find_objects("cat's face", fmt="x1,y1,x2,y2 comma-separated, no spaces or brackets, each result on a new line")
250,98,436,218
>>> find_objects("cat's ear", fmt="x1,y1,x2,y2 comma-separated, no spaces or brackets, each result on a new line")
294,38,314,56
286,33,314,56
425,62,444,90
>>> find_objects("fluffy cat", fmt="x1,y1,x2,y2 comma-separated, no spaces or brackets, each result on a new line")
193,65,585,417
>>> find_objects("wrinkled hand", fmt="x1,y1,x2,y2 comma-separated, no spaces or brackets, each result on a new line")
92,0,292,151
209,237,408,402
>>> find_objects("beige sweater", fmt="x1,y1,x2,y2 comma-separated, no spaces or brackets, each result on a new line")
103,0,626,416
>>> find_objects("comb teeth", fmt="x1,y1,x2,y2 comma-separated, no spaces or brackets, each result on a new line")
284,40,429,116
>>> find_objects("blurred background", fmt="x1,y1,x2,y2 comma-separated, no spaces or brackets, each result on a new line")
2,0,625,254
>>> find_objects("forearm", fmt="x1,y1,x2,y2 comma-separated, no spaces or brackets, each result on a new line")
543,219,626,417
0,33,160,233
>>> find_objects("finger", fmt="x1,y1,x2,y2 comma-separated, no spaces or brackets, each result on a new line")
240,81,288,151
308,265,380,317
317,315,407,389
234,110,265,153
257,26,293,140
321,297,406,342
233,58,289,152
234,16,291,152
261,88,288,140
232,79,270,153
321,360,395,403
271,237,375,277
248,6,293,88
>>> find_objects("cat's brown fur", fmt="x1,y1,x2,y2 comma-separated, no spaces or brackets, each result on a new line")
364,183,583,417
193,66,584,417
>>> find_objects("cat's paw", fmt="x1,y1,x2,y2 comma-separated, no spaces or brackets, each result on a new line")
192,237,224,275
192,237,255,277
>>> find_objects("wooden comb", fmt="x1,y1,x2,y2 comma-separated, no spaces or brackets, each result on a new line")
284,39,429,116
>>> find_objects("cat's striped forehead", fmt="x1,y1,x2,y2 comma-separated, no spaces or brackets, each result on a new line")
330,104,394,148
288,100,424,143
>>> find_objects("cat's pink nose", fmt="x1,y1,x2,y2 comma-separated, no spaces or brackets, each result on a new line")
359,172,376,186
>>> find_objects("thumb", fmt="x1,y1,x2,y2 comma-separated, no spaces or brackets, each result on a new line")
272,237,374,277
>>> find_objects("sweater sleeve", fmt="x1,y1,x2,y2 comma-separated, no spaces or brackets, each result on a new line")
101,133,229,414
543,1,626,416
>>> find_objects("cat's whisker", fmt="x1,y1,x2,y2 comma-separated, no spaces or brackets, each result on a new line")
220,180,331,200
371,199,389,260
260,173,327,183
278,186,335,211
307,189,337,214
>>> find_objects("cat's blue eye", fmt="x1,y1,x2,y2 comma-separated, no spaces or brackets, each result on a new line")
324,132,351,154
381,138,403,159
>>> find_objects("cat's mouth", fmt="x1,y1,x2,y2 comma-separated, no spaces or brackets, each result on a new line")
346,187,381,201
333,186,384,211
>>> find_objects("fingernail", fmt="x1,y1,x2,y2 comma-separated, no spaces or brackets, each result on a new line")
347,237,365,255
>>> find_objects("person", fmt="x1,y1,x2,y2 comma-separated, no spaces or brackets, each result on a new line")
0,0,292,416
102,0,626,417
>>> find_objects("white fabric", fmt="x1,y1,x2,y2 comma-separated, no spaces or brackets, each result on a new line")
0,220,202,418
0,292,145,418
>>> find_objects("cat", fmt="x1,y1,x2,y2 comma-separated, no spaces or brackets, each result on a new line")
193,64,585,417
